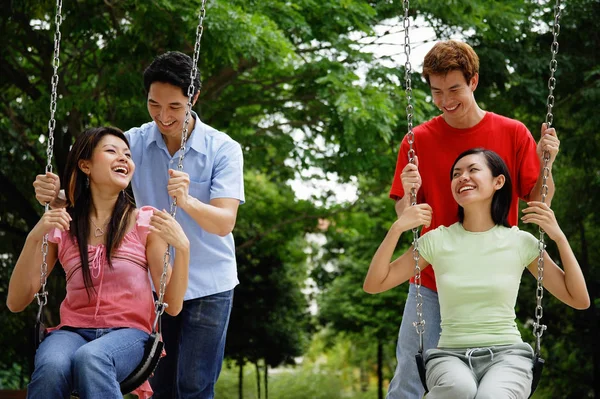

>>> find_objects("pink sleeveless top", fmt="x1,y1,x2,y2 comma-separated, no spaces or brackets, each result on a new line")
48,205,158,399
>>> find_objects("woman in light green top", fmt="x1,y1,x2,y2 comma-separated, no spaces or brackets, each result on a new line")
364,148,589,398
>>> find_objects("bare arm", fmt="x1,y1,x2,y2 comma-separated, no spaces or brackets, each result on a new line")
146,210,190,316
7,237,58,312
394,196,410,219
180,197,239,237
364,204,432,294
526,166,555,205
523,201,589,310
7,209,70,312
526,243,589,310
167,169,240,237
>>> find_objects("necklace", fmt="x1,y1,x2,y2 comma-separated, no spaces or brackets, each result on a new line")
90,217,110,237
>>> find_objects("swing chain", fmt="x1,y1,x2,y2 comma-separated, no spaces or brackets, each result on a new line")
403,0,415,164
402,0,416,207
46,0,63,177
412,219,425,345
157,1,207,314
403,0,425,347
533,142,552,351
533,0,561,355
533,157,552,351
170,0,207,217
545,0,561,130
37,0,64,306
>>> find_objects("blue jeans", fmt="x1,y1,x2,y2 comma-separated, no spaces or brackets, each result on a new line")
27,327,149,399
150,289,234,399
387,284,441,399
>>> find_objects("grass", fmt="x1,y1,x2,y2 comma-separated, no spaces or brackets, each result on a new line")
214,362,381,399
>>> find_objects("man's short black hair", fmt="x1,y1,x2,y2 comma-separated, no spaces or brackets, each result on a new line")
143,51,201,97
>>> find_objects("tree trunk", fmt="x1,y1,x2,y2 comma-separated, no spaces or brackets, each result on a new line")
378,339,384,399
238,359,244,399
360,361,368,392
264,362,269,399
255,360,261,399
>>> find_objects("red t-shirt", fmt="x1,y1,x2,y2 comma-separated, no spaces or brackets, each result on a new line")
390,112,540,292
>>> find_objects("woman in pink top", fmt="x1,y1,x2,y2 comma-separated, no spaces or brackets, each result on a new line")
7,127,190,399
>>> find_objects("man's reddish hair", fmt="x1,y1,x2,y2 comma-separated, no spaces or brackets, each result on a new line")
422,40,479,85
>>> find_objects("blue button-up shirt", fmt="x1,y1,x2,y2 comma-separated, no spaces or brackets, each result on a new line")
125,113,244,299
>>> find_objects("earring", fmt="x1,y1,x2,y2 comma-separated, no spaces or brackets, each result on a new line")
86,176,90,188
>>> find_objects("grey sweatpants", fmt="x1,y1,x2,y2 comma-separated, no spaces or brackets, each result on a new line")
425,342,534,399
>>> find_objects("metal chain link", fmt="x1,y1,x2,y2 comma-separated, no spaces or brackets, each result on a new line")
403,0,415,163
544,0,561,131
36,0,63,310
155,1,207,322
402,0,425,351
168,1,207,217
533,0,561,356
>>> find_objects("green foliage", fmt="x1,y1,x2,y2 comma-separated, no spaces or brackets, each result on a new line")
315,0,599,397
216,362,351,399
2,0,414,389
1,0,597,396
227,172,313,368
217,333,394,399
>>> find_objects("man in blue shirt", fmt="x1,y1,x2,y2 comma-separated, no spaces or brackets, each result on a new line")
135,51,244,399
34,51,244,399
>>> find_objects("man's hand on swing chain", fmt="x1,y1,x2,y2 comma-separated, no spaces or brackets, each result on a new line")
33,172,63,208
537,123,560,165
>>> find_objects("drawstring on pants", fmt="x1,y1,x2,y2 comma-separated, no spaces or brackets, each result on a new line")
465,347,494,371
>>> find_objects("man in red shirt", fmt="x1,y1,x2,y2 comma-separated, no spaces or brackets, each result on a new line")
386,40,560,399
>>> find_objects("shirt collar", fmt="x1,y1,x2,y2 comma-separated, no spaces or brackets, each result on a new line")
146,111,207,155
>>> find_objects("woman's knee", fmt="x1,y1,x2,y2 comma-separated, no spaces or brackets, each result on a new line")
72,344,109,375
427,359,477,399
34,350,73,379
427,370,477,398
444,380,477,398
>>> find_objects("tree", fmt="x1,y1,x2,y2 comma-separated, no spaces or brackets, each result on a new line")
226,171,314,398
2,0,597,396
1,0,416,389
315,0,599,397
316,190,420,399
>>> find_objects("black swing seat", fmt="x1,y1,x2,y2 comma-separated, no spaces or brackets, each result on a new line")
119,331,164,394
34,321,163,397
529,355,545,399
415,351,545,397
415,351,428,393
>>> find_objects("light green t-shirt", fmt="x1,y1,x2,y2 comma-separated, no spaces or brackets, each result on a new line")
418,223,539,348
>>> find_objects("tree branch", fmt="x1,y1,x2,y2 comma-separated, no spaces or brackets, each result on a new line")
0,59,43,100
0,171,41,229
201,58,259,101
0,221,28,239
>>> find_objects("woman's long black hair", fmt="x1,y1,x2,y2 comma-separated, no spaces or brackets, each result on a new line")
450,148,512,227
62,127,136,299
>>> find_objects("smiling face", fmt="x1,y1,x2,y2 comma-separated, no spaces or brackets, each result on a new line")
147,81,198,141
80,135,135,192
451,152,505,208
429,70,479,128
